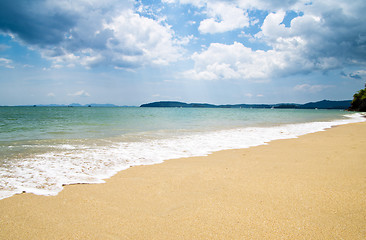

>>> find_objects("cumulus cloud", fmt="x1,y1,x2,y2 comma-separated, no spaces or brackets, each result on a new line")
0,0,184,69
165,0,250,34
255,4,366,68
103,10,183,67
198,2,249,34
182,0,366,81
1,0,366,83
183,41,313,81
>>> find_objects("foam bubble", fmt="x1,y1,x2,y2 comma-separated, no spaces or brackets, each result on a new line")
0,113,364,200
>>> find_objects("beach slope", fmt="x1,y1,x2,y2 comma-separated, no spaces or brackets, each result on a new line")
1,122,366,239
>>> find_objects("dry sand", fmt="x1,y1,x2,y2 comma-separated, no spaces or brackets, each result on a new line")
1,122,366,239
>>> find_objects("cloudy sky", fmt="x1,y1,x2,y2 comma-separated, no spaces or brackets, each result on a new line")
0,0,365,106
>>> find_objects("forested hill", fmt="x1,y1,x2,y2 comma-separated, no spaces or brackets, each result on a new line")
348,86,366,112
140,100,352,109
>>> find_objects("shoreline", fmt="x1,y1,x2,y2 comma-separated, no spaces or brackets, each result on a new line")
1,122,366,239
1,111,364,200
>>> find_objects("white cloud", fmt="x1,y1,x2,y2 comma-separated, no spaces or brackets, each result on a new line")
0,57,15,69
198,2,249,34
236,0,307,11
165,0,304,11
2,0,366,82
256,11,287,41
183,41,302,81
343,70,366,79
68,90,91,97
175,35,195,46
294,84,333,93
250,18,259,26
256,1,366,69
47,92,56,97
183,0,366,81
352,70,366,78
161,0,176,4
1,1,185,70
244,93,264,98
102,10,183,67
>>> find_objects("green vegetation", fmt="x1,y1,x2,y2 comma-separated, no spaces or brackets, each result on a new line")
349,84,366,112
141,100,352,109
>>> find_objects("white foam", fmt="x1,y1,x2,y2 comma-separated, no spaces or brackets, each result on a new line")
0,113,365,200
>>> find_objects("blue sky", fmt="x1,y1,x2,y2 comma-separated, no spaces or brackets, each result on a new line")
0,0,365,106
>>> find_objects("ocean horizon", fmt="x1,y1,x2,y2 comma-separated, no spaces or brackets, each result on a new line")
0,107,365,200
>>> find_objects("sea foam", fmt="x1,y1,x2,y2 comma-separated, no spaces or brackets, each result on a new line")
0,113,364,200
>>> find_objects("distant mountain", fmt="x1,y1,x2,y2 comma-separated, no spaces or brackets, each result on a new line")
273,103,300,109
87,103,120,107
300,100,352,109
140,101,271,108
69,103,83,107
31,103,122,107
140,101,196,108
140,100,352,110
219,104,275,109
6,103,139,107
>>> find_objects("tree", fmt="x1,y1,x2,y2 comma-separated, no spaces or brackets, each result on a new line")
349,84,366,112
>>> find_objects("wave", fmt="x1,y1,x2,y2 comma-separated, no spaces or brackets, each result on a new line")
0,113,364,200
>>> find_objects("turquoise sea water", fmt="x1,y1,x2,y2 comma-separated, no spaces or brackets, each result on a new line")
0,106,364,199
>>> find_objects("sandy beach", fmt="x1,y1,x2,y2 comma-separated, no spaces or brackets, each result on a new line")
1,122,365,239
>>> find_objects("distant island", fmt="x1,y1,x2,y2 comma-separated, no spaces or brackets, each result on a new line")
8,103,135,107
140,100,352,110
3,100,355,110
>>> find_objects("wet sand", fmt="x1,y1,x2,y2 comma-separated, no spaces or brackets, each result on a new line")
1,122,365,239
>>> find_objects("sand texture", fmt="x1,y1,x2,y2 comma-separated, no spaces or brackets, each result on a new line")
1,122,366,239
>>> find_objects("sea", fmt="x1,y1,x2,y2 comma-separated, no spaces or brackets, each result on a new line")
0,106,365,200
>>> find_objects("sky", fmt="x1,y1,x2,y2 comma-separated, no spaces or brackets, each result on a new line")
0,0,365,106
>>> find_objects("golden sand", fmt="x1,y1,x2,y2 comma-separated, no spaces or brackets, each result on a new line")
1,122,366,239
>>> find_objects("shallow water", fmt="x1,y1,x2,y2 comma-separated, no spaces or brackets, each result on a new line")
0,107,364,199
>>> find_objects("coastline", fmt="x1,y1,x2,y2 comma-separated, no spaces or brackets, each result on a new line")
1,122,366,239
